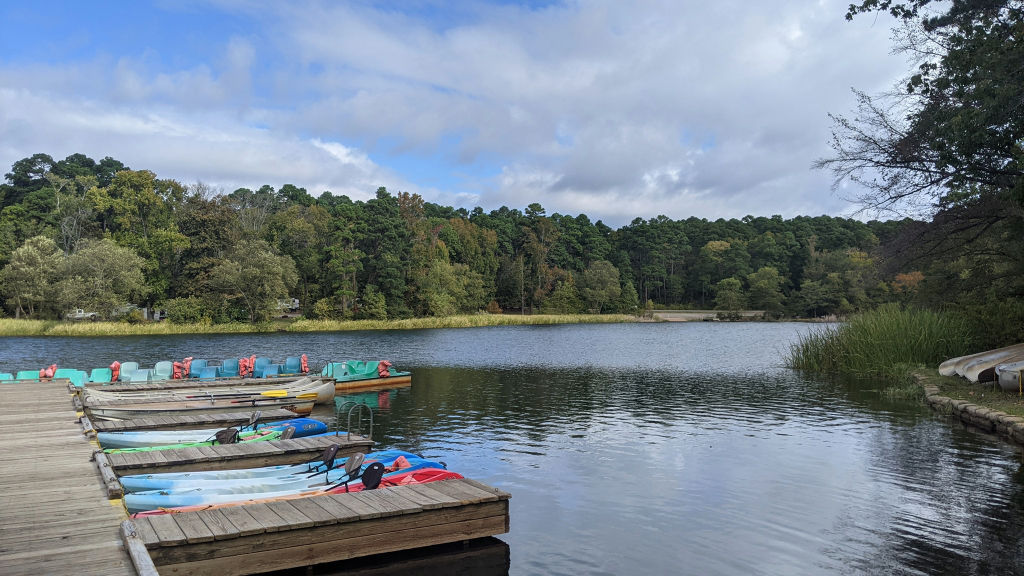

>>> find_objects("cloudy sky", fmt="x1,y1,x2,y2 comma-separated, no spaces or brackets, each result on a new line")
0,1,906,225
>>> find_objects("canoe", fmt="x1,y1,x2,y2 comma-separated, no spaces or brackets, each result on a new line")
129,466,464,515
82,377,336,406
105,426,293,454
96,417,328,449
322,361,412,392
962,349,1024,383
995,360,1024,393
85,395,317,421
943,343,1024,378
121,451,435,493
118,449,419,491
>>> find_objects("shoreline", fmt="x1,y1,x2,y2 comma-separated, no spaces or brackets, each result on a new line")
916,370,1024,447
0,314,639,338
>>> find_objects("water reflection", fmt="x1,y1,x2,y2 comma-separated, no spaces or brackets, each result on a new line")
5,323,1024,574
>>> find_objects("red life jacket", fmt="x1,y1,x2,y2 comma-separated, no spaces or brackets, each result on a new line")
183,357,193,377
300,354,308,374
110,361,120,382
239,357,250,378
172,362,183,379
377,360,393,378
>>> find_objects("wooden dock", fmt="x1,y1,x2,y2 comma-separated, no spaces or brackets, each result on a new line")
1,379,510,575
132,478,510,576
0,380,136,575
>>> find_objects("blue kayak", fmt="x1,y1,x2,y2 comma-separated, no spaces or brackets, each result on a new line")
123,452,444,513
97,417,328,449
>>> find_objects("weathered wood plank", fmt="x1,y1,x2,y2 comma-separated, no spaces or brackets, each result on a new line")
217,506,266,537
429,479,500,505
171,510,217,543
145,513,189,546
193,509,240,541
121,520,160,576
133,516,162,548
282,497,339,527
264,501,316,529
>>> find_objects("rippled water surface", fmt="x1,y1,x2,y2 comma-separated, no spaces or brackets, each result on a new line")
3,323,1024,575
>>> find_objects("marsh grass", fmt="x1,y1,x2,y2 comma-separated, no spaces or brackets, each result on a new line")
0,314,634,337
786,304,972,380
288,314,633,332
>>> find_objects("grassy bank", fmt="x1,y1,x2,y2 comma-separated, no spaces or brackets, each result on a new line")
786,304,972,380
916,370,1024,419
0,313,636,337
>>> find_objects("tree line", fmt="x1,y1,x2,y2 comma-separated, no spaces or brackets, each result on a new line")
0,152,923,323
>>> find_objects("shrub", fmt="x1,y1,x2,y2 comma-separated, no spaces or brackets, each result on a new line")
165,297,206,324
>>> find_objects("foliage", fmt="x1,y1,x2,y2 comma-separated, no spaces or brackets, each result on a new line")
713,277,746,313
786,304,972,378
207,240,298,323
164,296,207,324
358,284,387,320
0,235,60,317
580,260,622,312
0,151,967,324
55,238,148,318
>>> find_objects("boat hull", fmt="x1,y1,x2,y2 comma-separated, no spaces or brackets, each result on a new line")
96,417,328,449
86,397,316,421
335,374,412,392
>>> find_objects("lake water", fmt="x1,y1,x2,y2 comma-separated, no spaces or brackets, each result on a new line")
3,323,1024,575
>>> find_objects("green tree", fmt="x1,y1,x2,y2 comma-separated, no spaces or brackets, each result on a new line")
746,266,786,316
714,277,746,313
55,238,148,317
0,235,61,317
822,1,1024,213
358,284,387,320
615,279,641,314
207,240,298,322
581,260,622,312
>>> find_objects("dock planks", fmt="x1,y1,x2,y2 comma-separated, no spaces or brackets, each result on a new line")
133,478,511,576
0,380,136,576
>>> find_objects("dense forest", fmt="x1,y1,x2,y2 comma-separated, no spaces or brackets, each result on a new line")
0,152,930,324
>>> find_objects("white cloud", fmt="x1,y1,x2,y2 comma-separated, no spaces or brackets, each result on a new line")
0,0,907,225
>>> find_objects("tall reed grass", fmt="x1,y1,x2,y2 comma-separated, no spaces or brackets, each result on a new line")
288,314,633,332
0,314,634,337
786,304,972,378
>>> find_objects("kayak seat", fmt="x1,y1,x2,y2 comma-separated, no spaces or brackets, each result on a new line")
188,359,208,378
119,361,139,382
153,361,173,380
89,368,113,383
361,462,386,490
214,428,239,445
279,426,296,440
